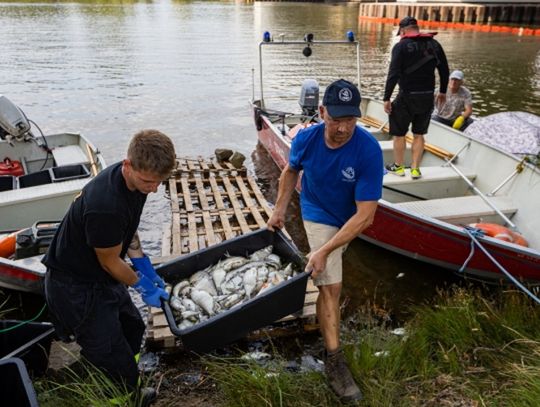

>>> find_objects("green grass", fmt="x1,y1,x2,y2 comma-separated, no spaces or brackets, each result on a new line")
35,355,146,407
207,355,338,407
207,287,540,406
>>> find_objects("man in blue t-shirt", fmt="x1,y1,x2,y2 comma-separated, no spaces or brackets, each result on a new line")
268,79,383,403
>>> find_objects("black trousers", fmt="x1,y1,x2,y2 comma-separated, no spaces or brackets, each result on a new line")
44,269,145,391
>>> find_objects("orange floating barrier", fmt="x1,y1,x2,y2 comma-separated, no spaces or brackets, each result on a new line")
535,29,540,36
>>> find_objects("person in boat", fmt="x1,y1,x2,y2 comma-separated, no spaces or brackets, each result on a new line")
432,69,474,131
42,130,176,405
383,16,449,180
267,79,383,403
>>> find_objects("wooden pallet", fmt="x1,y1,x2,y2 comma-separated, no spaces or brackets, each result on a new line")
146,156,318,349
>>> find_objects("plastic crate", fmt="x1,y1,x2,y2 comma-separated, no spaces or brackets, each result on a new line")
18,170,52,188
0,320,55,377
50,164,90,182
158,228,308,353
0,175,16,192
0,358,39,407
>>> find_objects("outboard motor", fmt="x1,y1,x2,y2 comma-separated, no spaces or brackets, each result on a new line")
0,95,33,141
299,79,319,116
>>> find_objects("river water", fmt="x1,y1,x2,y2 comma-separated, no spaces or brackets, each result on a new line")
1,1,539,311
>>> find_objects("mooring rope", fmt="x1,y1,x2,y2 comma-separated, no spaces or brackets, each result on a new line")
462,226,540,305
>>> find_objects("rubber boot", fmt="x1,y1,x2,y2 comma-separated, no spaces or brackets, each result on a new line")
325,349,363,403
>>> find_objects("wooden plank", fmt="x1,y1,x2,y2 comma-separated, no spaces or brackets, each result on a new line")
194,177,210,211
187,212,198,253
169,178,182,255
202,211,216,246
360,116,454,161
150,313,169,327
180,177,193,212
222,176,251,234
246,176,274,219
234,175,267,228
208,176,226,210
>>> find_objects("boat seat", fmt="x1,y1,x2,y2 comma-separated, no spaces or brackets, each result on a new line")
0,179,89,206
384,166,476,186
383,166,477,200
395,195,517,224
51,145,89,167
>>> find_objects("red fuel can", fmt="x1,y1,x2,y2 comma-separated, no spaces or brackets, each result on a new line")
0,158,24,176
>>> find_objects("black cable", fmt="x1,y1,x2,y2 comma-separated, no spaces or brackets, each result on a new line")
28,119,52,171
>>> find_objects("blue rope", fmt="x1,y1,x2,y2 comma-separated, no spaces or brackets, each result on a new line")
459,227,485,273
462,226,540,305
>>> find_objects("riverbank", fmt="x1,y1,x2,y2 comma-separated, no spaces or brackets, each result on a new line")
33,286,540,406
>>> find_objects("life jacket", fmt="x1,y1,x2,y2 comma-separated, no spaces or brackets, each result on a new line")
400,32,437,40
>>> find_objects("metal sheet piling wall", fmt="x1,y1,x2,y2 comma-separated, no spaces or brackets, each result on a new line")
359,2,540,26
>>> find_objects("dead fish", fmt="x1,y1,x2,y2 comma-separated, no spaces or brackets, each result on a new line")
282,263,294,277
221,292,243,308
212,267,226,290
219,256,249,272
193,275,218,296
191,289,215,316
181,298,199,312
266,253,281,268
170,296,184,311
189,269,211,285
249,245,273,261
243,267,258,298
181,310,200,322
178,320,194,330
172,280,190,298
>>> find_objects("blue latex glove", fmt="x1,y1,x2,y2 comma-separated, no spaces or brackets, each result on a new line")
131,255,165,289
132,273,169,308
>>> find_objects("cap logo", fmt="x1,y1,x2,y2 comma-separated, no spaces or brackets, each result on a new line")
338,88,352,102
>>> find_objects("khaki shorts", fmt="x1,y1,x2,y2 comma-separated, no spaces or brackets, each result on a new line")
303,220,348,286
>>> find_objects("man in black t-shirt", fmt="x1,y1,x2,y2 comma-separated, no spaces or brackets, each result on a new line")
383,16,449,180
43,129,176,404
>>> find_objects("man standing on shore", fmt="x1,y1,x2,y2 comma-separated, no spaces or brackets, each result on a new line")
267,79,383,403
384,16,449,179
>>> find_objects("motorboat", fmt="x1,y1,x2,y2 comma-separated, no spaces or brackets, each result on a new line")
251,33,540,283
0,95,106,294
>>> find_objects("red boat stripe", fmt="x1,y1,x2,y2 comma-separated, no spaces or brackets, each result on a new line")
0,266,41,281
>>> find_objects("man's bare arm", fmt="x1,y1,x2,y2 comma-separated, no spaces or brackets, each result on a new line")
127,231,144,258
95,244,139,285
267,165,299,231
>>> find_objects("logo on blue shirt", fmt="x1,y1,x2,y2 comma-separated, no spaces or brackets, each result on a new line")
341,167,355,182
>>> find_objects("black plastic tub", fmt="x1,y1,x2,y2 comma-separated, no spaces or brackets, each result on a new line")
158,228,308,353
50,164,90,182
18,170,52,188
0,320,55,377
0,175,16,192
0,358,39,407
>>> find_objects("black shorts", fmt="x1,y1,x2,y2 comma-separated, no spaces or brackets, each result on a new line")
389,92,434,136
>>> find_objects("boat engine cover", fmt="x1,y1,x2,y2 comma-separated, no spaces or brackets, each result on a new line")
0,95,31,139
299,79,319,116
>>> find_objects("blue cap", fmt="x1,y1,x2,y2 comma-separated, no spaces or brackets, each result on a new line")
322,79,361,118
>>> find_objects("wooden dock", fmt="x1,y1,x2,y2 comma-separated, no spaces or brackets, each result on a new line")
146,156,318,349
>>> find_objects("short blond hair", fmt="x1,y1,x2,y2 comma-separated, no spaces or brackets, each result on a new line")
127,129,176,177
